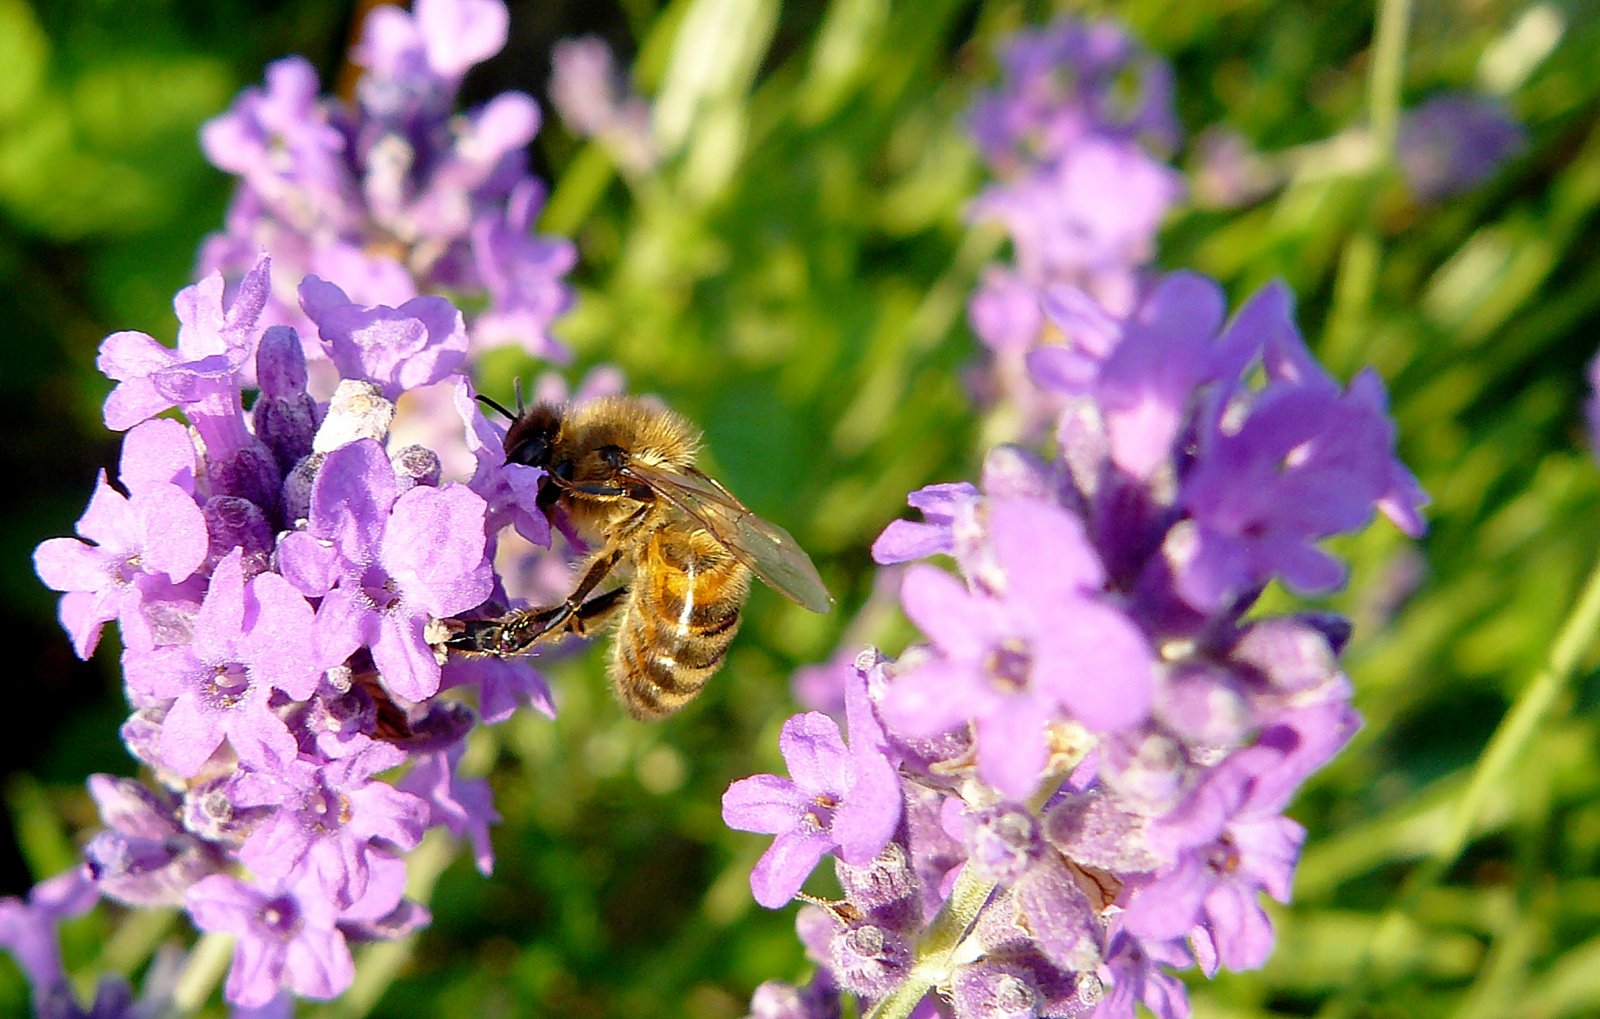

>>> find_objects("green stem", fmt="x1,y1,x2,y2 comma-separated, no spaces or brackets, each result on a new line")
1323,0,1413,372
864,865,996,1019
1366,0,1412,156
542,143,617,238
171,931,235,1014
1416,550,1600,883
330,829,460,1018
1322,550,1600,1016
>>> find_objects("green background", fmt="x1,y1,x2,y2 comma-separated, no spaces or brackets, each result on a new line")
3,0,1598,1016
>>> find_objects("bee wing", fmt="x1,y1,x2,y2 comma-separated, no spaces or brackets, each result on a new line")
621,460,834,613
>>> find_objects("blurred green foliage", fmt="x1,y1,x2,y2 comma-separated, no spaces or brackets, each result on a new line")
4,0,1600,1017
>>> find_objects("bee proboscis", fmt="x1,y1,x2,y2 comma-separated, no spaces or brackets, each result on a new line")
441,391,832,718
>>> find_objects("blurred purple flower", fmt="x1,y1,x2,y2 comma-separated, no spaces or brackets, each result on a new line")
549,36,659,173
0,868,99,996
399,746,501,875
198,0,574,366
1398,92,1524,202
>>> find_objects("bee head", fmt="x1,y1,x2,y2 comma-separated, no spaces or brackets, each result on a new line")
503,404,563,471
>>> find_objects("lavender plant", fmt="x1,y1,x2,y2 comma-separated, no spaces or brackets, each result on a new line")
8,3,1467,1017
198,0,575,371
723,20,1427,1019
728,272,1425,1019
27,254,558,1012
965,19,1183,443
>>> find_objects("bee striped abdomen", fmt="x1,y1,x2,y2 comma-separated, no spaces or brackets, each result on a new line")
610,529,750,719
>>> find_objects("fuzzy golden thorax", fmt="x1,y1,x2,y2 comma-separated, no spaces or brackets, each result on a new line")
504,395,702,541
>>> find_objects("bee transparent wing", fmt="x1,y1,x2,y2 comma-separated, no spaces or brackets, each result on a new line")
621,460,833,613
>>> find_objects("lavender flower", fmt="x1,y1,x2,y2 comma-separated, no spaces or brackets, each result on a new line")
963,18,1185,441
198,0,575,368
722,663,902,908
185,874,355,1008
1397,92,1524,202
33,424,209,658
0,869,99,998
728,266,1420,1019
881,499,1155,797
549,36,659,174
29,254,551,1012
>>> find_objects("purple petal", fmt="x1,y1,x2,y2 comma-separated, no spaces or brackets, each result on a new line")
877,657,986,738
239,812,313,880
778,713,855,800
283,925,354,1001
159,694,229,777
1098,272,1225,479
224,709,299,775
973,695,1050,799
371,610,443,701
749,829,833,909
309,439,397,561
987,497,1104,605
1202,880,1274,971
98,331,177,429
899,564,989,662
276,530,342,597
76,473,135,549
134,484,208,582
722,774,808,835
1121,853,1209,941
381,483,492,617
871,520,953,564
243,572,321,699
33,538,104,593
57,590,113,659
119,418,197,493
417,0,508,77
1030,599,1153,732
832,663,903,865
192,549,247,662
184,874,259,934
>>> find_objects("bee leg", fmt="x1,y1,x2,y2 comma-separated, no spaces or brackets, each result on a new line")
448,586,627,657
566,585,628,638
454,542,627,657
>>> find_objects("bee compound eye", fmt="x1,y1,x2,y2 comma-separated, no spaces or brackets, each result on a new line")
509,435,549,467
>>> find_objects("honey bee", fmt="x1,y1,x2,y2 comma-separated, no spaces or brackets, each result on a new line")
442,391,833,718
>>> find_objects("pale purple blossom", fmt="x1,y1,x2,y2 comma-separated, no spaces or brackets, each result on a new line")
881,498,1155,796
723,665,902,908
549,36,659,173
33,462,208,659
185,875,355,1008
399,746,500,875
231,739,427,909
122,550,320,776
277,437,493,701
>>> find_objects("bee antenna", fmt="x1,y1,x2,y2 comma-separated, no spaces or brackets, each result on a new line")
513,377,526,415
476,393,518,421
